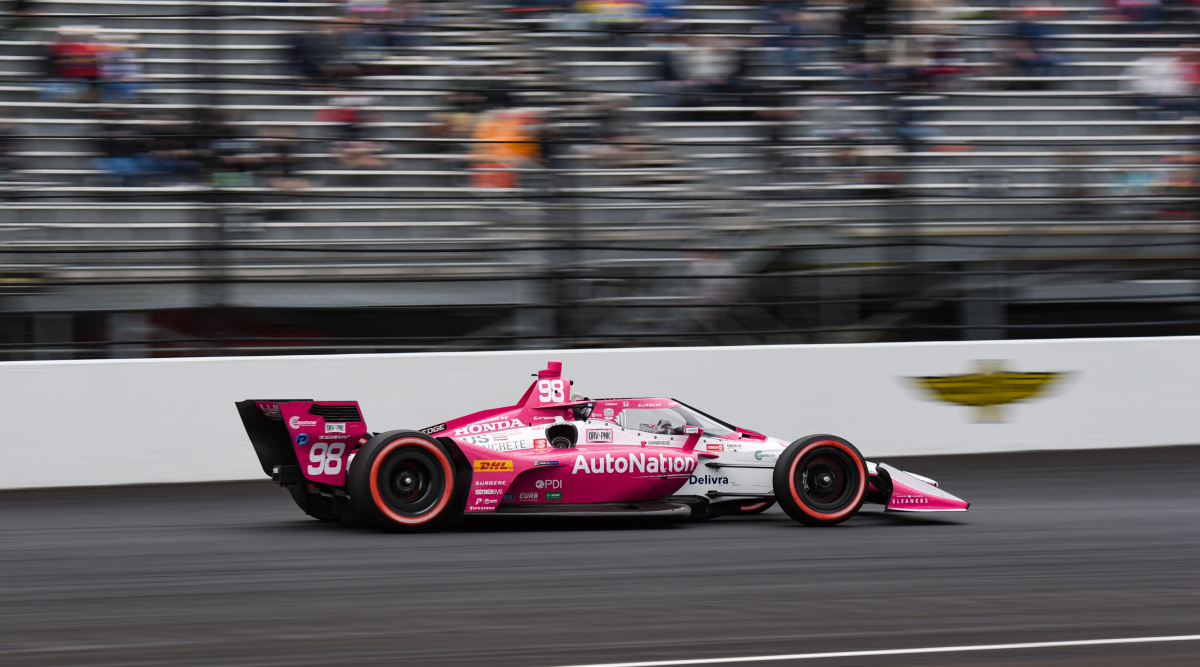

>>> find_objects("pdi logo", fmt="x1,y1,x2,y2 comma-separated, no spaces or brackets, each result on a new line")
535,479,563,490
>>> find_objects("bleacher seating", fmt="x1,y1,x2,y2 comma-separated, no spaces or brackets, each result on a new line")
2,0,1199,348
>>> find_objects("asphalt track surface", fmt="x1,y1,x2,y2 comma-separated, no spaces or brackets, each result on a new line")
2,446,1199,667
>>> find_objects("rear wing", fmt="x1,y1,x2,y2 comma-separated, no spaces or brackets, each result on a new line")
236,400,368,486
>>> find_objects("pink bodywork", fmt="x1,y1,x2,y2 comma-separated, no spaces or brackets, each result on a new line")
874,463,970,512
252,360,968,515
275,401,367,487
442,362,706,512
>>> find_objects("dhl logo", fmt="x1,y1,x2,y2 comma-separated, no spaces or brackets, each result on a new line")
473,460,514,472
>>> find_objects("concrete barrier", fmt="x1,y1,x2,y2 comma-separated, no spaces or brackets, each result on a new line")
2,336,1197,489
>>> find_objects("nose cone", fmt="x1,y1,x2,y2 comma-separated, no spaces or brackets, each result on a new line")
879,463,970,512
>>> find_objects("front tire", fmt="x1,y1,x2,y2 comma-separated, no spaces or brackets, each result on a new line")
773,435,867,526
347,431,461,531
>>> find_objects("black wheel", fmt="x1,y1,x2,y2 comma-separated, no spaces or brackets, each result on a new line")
736,500,776,515
772,434,867,527
288,485,341,522
347,430,462,531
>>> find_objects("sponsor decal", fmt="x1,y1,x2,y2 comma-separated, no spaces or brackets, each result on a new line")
643,439,671,446
535,478,563,490
319,434,349,440
685,426,700,435
420,423,447,435
586,429,613,443
258,403,282,419
534,460,559,466
706,443,724,452
910,361,1070,422
479,440,531,452
325,422,346,434
754,450,777,461
545,492,562,501
454,419,525,436
689,474,729,485
289,416,318,429
603,408,615,419
637,402,662,408
475,480,505,486
571,453,697,475
534,438,549,451
533,416,556,422
622,401,629,407
502,493,514,502
473,460,514,472
473,497,499,505
475,488,505,496
296,433,309,446
892,495,929,505
518,492,538,501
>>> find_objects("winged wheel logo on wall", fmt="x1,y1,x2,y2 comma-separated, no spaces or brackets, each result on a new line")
910,361,1071,422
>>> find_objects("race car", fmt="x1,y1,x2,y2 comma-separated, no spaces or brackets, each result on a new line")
236,360,968,531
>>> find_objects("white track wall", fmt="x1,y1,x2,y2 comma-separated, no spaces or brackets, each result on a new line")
2,337,1198,489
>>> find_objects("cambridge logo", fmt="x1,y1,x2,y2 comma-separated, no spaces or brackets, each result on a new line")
910,360,1069,422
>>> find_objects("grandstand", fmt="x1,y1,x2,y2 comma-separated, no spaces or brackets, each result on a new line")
2,0,1199,357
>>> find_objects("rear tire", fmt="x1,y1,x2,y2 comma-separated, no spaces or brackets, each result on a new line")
736,500,776,515
773,435,867,527
347,431,461,531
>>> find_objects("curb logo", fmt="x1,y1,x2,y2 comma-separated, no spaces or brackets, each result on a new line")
911,360,1069,422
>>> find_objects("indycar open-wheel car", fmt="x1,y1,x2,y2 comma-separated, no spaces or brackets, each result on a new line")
237,360,968,531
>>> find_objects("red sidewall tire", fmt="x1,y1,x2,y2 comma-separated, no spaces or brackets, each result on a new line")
773,435,867,527
348,431,459,531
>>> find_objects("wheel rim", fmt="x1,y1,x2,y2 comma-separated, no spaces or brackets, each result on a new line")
794,446,859,513
375,447,444,517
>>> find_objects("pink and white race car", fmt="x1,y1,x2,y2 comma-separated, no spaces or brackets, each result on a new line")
237,361,968,531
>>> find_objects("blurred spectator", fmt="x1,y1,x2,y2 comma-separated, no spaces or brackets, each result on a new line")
669,35,753,114
580,0,647,48
97,33,146,103
0,119,21,181
807,84,880,175
1007,7,1062,89
90,109,154,185
210,127,312,190
1121,51,1196,118
840,0,893,70
2,0,37,37
143,113,203,184
923,28,967,90
318,96,388,169
643,0,684,33
761,0,805,74
91,111,201,185
384,0,435,52
888,31,932,91
255,128,311,191
42,25,101,101
1107,0,1166,32
888,96,943,152
470,108,542,188
288,23,359,87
